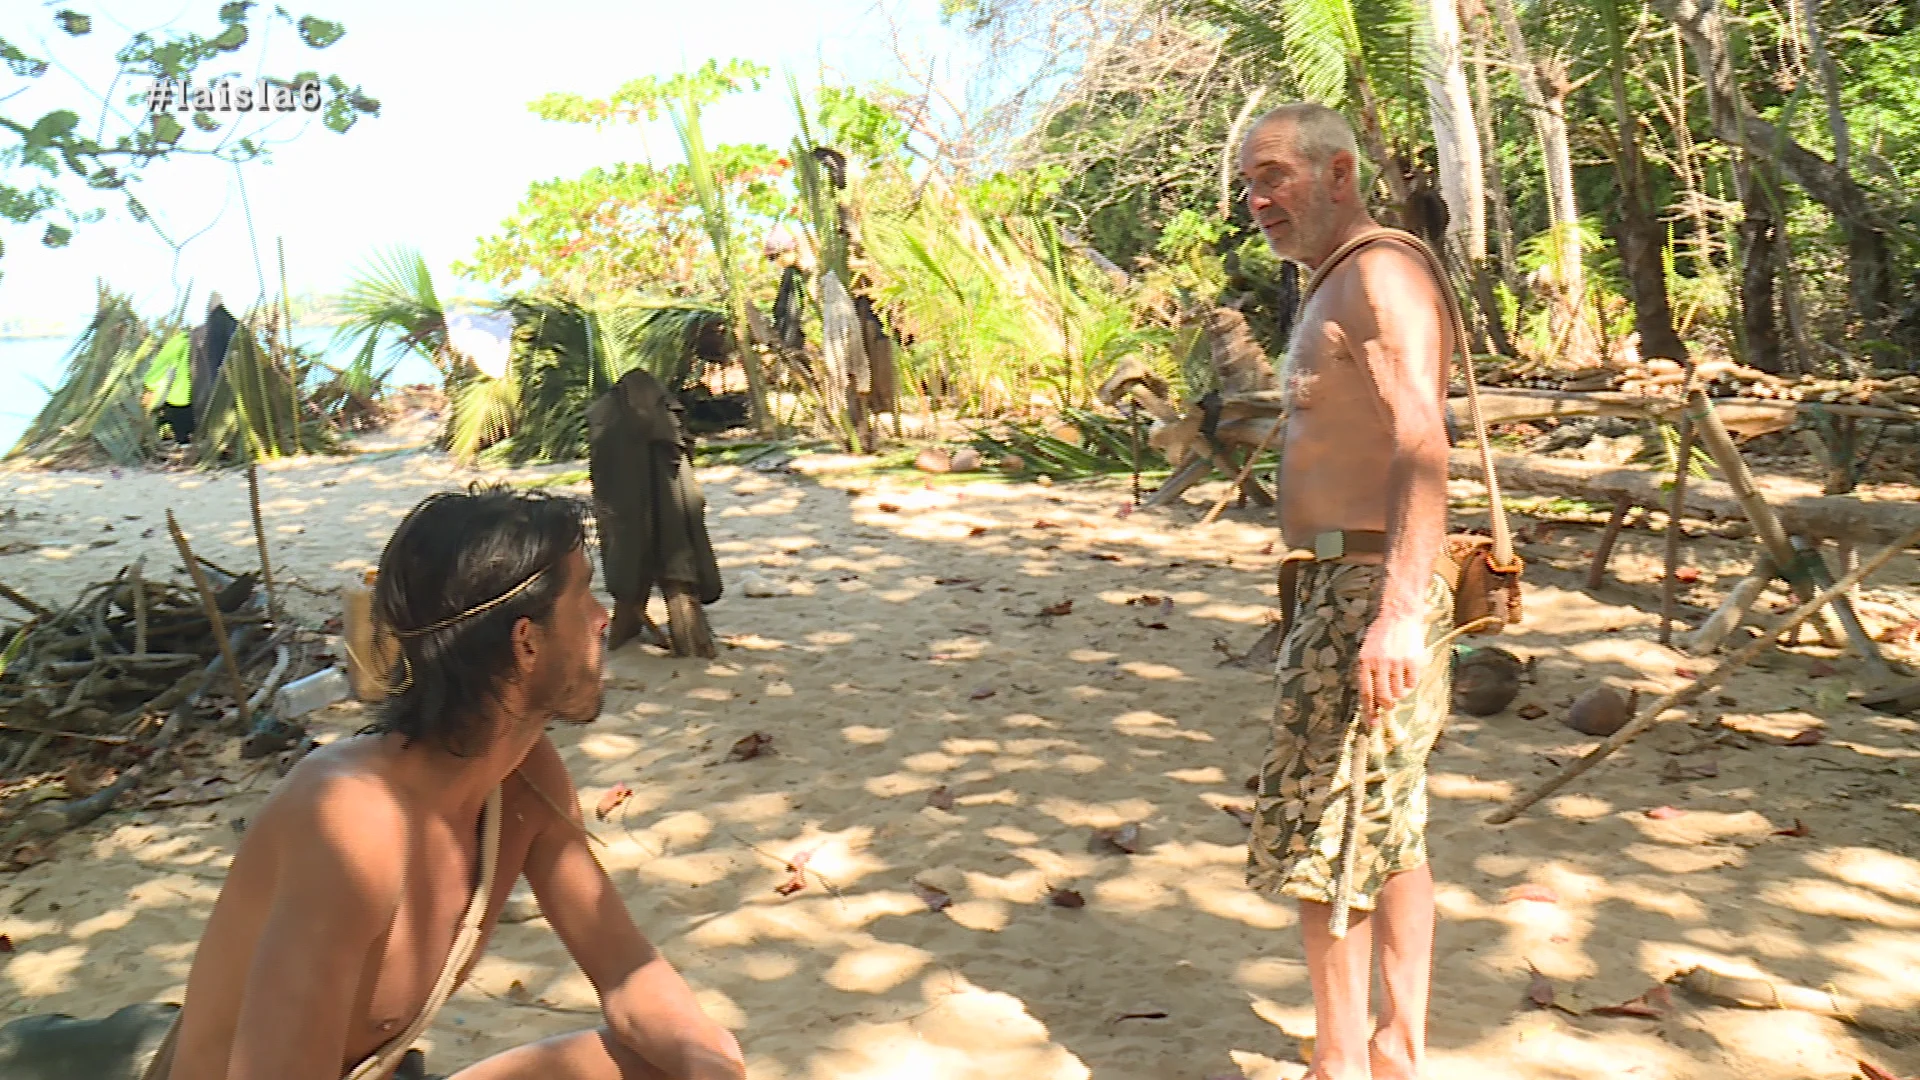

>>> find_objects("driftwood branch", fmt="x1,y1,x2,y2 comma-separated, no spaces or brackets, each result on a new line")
1487,522,1920,824
1448,449,1920,546
166,511,249,711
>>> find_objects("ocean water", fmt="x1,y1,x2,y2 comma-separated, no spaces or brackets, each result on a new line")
0,327,442,456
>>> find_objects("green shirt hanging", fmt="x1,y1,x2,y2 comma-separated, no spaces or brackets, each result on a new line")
144,332,193,407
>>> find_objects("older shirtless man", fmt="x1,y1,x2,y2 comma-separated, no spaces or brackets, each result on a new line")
1238,104,1455,1080
148,485,744,1079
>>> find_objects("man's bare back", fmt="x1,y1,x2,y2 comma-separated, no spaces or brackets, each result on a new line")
151,489,742,1080
164,735,574,1077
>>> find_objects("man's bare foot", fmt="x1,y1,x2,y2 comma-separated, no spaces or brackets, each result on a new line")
1369,1034,1420,1080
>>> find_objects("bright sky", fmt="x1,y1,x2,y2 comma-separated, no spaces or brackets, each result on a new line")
0,0,981,330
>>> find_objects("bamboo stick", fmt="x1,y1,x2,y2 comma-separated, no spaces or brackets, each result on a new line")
248,463,280,625
1488,521,1920,824
166,510,249,711
1200,419,1283,526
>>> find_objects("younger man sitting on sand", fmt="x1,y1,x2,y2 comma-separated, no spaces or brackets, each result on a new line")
148,485,744,1079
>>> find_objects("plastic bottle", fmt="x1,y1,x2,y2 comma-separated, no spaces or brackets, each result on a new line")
274,666,351,721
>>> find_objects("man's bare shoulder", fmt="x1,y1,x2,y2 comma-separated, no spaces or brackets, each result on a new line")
250,741,411,893
1332,239,1441,311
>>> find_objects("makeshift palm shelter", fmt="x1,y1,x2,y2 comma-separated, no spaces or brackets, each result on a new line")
7,288,334,469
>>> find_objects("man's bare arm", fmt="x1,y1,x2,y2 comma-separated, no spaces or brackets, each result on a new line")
1340,244,1451,713
516,738,745,1080
227,775,406,1080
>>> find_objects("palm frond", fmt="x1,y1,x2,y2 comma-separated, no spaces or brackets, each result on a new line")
332,246,448,376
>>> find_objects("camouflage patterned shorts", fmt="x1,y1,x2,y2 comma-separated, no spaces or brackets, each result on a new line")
1246,560,1453,911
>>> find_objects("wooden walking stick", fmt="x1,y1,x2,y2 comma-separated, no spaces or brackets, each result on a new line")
1487,521,1920,825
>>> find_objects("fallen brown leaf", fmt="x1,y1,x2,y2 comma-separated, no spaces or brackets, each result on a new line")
1661,759,1719,783
1874,620,1920,647
1222,804,1254,827
775,850,813,896
1089,823,1142,855
1032,520,1060,530
968,685,997,701
726,731,774,761
967,525,989,537
1808,659,1839,678
1774,818,1812,837
925,786,956,811
595,783,634,821
1674,566,1701,584
1525,964,1556,1010
1503,884,1560,904
1040,598,1074,617
1048,887,1086,909
1125,594,1164,606
1716,694,1738,706
1088,552,1121,562
1646,805,1686,820
912,881,953,912
1785,728,1826,746
0,934,12,953
1589,985,1674,1019
1111,1009,1170,1022
1857,1061,1907,1080
877,502,902,513
1244,774,1260,793
8,842,46,870
1516,703,1548,720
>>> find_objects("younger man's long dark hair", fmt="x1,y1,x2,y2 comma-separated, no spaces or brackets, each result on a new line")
368,483,588,755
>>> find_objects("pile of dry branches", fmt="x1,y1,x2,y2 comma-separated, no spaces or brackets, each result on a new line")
0,557,306,867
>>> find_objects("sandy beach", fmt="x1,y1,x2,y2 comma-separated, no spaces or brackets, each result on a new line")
3,444,1918,1080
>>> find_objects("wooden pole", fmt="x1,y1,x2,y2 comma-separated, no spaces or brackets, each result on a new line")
1488,521,1920,825
247,463,280,626
1682,566,1770,655
166,510,250,711
1200,419,1283,526
1586,502,1633,591
1686,388,1847,648
1659,370,1701,645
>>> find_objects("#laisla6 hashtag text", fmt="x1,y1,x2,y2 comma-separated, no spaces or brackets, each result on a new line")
145,78,324,115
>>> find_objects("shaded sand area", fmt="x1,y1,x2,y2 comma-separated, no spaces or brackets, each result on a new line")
3,447,1919,1079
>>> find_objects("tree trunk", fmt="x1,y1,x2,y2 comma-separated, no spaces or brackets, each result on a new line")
1422,0,1486,261
1601,0,1688,362
1489,0,1590,363
1471,23,1520,294
1653,0,1892,330
1348,62,1413,211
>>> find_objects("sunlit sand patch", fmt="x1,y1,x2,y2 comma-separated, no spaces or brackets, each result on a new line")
1761,879,1920,928
1808,846,1920,904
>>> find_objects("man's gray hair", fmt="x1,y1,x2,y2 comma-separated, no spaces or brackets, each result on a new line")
1254,102,1361,172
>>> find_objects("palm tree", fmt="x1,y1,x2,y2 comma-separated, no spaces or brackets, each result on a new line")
332,246,451,381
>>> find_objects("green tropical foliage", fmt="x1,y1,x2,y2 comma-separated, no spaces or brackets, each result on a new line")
1,4,376,274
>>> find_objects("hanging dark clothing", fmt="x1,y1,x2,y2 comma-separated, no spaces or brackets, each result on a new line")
188,304,239,427
587,368,723,607
773,266,806,351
